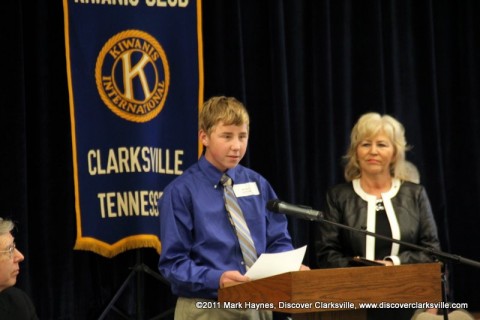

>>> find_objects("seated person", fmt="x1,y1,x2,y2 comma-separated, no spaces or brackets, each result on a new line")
0,217,39,320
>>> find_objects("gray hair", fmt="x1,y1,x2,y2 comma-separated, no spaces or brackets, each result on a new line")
0,218,15,236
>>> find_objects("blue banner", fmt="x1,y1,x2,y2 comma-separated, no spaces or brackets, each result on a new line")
63,0,203,257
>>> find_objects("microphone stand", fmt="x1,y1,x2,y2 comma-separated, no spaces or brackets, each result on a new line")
314,214,480,269
309,213,480,320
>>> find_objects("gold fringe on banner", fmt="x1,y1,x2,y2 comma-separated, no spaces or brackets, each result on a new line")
74,235,161,258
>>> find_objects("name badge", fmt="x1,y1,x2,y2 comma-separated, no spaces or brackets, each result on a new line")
233,182,260,197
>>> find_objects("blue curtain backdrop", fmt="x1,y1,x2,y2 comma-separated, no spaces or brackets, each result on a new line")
3,0,480,319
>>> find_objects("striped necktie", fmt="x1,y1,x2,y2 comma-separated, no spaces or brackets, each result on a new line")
220,174,257,269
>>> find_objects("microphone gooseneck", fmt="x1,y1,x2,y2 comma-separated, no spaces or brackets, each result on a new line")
266,199,323,221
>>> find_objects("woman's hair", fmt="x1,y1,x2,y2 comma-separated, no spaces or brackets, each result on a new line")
343,112,418,183
0,218,14,236
199,96,250,135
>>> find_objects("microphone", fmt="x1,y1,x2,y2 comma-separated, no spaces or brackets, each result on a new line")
267,199,323,221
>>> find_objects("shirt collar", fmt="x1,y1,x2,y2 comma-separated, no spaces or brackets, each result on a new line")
198,156,238,187
352,178,401,200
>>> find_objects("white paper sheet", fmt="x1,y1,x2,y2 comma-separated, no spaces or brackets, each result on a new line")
244,245,307,280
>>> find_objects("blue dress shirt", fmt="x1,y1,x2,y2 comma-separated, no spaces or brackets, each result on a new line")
158,156,294,299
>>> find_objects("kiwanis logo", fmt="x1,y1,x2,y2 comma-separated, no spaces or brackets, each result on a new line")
95,30,170,122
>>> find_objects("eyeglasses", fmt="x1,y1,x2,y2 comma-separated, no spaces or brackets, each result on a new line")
0,242,16,259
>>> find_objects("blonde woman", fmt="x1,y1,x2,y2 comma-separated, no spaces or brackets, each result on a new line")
316,112,441,320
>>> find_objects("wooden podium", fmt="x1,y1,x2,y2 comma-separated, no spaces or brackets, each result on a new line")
218,263,443,320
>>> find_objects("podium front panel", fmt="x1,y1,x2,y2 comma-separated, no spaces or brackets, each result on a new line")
219,263,442,314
